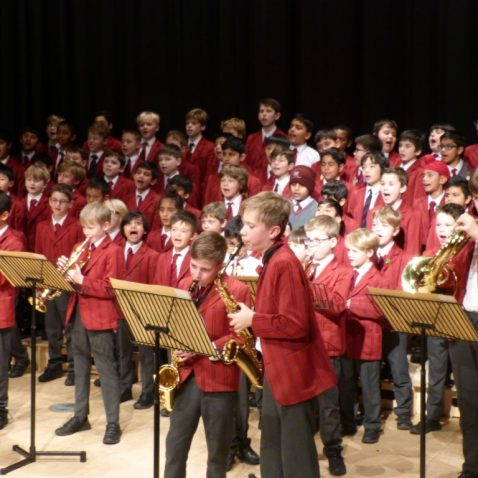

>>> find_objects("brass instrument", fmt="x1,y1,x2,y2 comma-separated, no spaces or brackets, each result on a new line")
28,238,91,313
402,229,469,294
215,246,263,388
158,280,198,411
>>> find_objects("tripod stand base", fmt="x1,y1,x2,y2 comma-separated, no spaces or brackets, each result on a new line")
0,445,87,475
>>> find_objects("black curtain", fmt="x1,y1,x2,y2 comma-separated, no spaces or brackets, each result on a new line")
1,0,478,145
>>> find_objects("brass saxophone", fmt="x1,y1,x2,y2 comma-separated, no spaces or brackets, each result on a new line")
215,268,263,389
158,280,198,411
402,229,469,294
28,238,91,313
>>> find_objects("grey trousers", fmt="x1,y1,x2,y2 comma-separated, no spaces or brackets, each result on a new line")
260,377,320,478
70,306,120,424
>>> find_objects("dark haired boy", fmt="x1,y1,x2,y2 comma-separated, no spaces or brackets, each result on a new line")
289,166,318,230
348,134,383,186
262,149,294,198
119,211,159,409
314,147,348,199
53,120,77,179
0,192,26,429
125,163,160,227
246,98,287,174
347,152,387,228
35,184,84,384
314,128,338,153
421,123,456,163
86,177,109,203
102,151,135,203
85,123,109,178
0,164,25,233
92,110,123,152
440,131,469,179
121,129,143,178
166,175,201,223
288,114,319,168
260,135,291,184
373,119,400,167
19,127,43,165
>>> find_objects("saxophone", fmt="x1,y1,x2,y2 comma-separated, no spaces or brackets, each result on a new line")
158,280,198,411
215,269,263,389
402,229,469,294
28,238,91,313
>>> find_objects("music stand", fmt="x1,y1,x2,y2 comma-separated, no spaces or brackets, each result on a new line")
110,278,219,478
235,276,257,306
0,251,86,475
369,287,478,478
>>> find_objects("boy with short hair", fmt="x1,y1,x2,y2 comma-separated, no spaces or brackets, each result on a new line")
398,129,426,205
349,134,383,186
304,215,353,475
314,147,348,198
201,202,227,233
347,152,387,228
165,175,201,222
287,226,309,268
102,151,135,203
220,165,248,220
246,97,286,174
288,114,320,167
35,184,84,385
221,117,247,139
373,119,400,167
85,177,109,203
314,128,338,153
57,161,87,215
422,123,455,163
86,123,109,178
261,135,291,184
91,110,123,152
229,191,336,478
19,127,42,165
124,162,160,227
55,201,124,444
104,198,128,247
341,228,387,443
121,128,143,178
262,149,294,197
51,120,77,179
439,130,469,179
136,111,162,163
0,164,25,233
155,144,183,195
0,192,26,429
289,166,318,230
334,125,354,181
118,211,159,409
164,231,250,477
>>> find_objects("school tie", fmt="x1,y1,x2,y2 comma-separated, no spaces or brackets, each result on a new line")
108,181,114,193
139,142,148,162
352,270,359,286
23,155,29,164
30,199,38,210
292,148,298,162
54,223,61,235
361,189,373,228
294,202,302,213
451,168,458,177
137,194,143,208
161,233,167,247
273,182,279,192
170,253,180,287
90,243,96,252
376,254,384,270
126,247,134,270
428,201,436,221
124,158,131,178
226,202,234,220
88,154,98,177
188,142,195,154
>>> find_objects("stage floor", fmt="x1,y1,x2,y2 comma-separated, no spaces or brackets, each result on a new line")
0,374,464,477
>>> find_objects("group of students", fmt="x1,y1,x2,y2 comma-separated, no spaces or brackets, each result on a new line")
0,100,478,477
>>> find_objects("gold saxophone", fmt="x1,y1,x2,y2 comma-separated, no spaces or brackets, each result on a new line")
402,229,469,294
158,279,199,411
215,274,263,389
28,238,91,313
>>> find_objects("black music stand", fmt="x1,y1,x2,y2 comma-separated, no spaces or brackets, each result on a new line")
110,278,219,478
0,251,86,475
369,288,478,478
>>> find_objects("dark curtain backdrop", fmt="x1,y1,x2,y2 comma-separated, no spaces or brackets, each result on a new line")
1,0,478,146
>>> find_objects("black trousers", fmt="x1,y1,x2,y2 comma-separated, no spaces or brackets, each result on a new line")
0,327,14,409
449,311,478,477
164,375,237,478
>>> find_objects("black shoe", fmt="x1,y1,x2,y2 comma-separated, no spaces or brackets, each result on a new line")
134,393,154,410
103,422,121,444
120,389,133,403
397,417,412,430
341,424,357,437
10,359,30,378
39,364,63,383
94,378,101,387
0,408,8,430
327,451,347,476
362,429,380,444
55,416,91,436
160,408,171,417
226,450,235,471
410,420,442,435
64,372,75,386
236,441,260,465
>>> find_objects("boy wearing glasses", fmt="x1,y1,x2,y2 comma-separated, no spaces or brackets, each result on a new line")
439,131,469,179
304,215,353,476
34,184,84,384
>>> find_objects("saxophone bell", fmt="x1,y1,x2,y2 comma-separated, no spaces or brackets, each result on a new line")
159,351,181,412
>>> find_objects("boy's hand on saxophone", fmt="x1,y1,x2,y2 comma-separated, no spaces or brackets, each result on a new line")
228,302,254,333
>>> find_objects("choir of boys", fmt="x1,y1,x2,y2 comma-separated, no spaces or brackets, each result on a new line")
2,103,478,478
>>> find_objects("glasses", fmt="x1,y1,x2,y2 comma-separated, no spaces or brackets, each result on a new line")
49,199,70,205
439,144,457,151
304,238,330,246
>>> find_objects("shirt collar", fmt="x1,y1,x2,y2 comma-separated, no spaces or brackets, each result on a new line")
125,241,143,254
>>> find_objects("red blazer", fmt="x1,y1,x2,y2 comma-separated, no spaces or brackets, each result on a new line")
108,176,136,204
124,189,160,228
341,154,358,184
1,156,26,196
186,137,216,187
19,194,50,251
261,180,292,199
109,232,125,248
71,190,87,217
464,143,478,170
82,136,122,154
387,151,401,167
0,227,25,328
146,229,173,253
154,248,191,287
347,187,384,227
402,160,426,206
145,139,163,163
245,128,287,174
178,160,201,208
345,265,388,360
376,243,412,290
414,195,445,248
65,237,124,330
178,275,250,392
87,151,106,178
311,258,353,356
34,214,84,262
121,242,159,284
8,194,26,232
252,242,336,406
